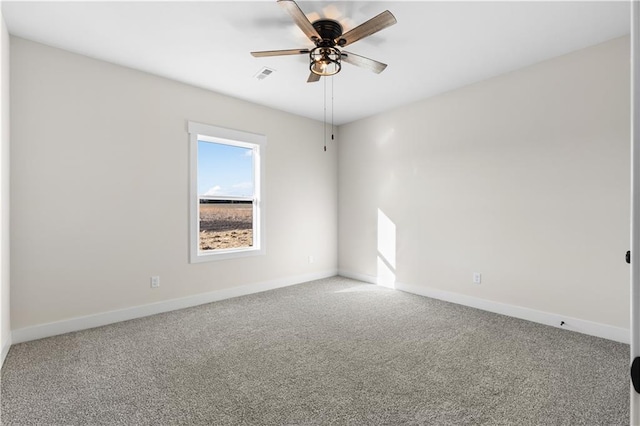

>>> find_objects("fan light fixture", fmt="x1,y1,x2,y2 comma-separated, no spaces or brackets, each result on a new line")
309,47,341,76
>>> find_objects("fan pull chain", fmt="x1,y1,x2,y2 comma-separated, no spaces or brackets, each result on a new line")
323,76,327,152
331,76,334,143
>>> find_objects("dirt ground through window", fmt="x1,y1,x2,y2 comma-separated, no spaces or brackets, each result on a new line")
199,203,253,250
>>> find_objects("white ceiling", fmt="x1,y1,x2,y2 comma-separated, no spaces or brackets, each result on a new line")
1,1,631,125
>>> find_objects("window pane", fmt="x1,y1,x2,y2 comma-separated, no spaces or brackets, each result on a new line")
199,200,253,251
198,141,253,197
197,140,255,252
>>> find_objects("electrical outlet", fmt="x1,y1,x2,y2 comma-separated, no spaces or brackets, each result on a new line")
151,276,160,288
473,272,482,284
308,255,314,264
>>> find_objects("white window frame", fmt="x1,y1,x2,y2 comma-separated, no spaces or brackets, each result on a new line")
188,121,266,263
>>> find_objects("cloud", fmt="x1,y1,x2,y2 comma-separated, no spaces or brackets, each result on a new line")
202,183,253,197
244,150,253,157
204,185,222,196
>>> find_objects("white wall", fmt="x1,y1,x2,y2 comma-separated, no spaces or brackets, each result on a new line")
10,37,337,337
339,37,630,339
9,33,630,343
0,11,11,364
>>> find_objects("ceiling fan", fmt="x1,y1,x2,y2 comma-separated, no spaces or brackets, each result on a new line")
251,0,397,83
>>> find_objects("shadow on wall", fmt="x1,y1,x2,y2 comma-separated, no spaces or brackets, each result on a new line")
377,208,396,288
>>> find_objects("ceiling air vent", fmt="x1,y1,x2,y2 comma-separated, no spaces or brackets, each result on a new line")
254,67,275,81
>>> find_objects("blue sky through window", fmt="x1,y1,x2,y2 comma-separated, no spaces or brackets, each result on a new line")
197,140,253,197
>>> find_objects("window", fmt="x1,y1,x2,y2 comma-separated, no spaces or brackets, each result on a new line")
189,121,266,262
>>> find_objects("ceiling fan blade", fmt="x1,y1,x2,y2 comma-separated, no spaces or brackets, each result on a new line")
337,10,397,47
307,72,321,83
251,48,310,57
278,0,321,42
341,51,387,74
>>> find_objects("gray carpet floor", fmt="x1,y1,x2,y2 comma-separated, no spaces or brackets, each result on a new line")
0,276,630,425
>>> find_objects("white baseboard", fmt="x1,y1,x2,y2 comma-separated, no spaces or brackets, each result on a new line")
338,269,628,344
394,281,629,344
1,333,11,369
13,269,628,345
12,269,338,344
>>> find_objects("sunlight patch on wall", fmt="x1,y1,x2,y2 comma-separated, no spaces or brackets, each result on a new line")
377,208,396,288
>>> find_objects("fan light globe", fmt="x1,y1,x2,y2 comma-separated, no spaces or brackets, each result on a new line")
310,47,341,76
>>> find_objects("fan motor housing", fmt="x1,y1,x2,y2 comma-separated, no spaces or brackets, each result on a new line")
312,19,343,47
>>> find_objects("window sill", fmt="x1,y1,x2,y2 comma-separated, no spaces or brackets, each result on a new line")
190,246,265,263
